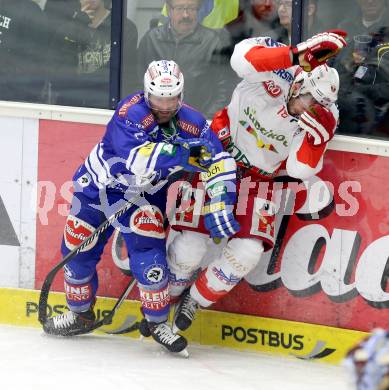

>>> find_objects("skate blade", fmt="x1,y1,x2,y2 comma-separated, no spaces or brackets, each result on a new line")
177,348,189,358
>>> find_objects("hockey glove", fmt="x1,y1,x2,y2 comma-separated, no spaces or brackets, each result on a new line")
203,180,240,239
174,137,217,172
298,103,337,145
292,30,347,72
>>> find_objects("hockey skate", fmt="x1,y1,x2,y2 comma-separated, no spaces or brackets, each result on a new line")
43,308,96,336
172,290,199,334
148,321,188,357
139,317,152,338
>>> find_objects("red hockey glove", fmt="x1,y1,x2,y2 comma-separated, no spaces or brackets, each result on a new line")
292,30,347,72
298,104,337,145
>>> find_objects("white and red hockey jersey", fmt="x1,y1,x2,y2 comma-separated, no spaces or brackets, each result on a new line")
213,36,339,180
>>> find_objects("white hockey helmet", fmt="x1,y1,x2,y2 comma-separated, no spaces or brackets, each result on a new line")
144,60,184,109
293,64,339,108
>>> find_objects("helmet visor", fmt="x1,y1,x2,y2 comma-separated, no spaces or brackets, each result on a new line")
147,94,182,113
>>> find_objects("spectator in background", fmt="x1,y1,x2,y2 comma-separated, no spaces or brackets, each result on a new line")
44,0,79,33
137,0,232,119
44,0,80,104
338,0,389,41
76,0,113,108
226,0,281,47
269,0,323,44
46,0,137,109
160,0,239,29
46,0,112,107
335,0,389,135
266,0,290,43
246,0,279,36
226,0,321,47
0,0,48,103
120,13,139,97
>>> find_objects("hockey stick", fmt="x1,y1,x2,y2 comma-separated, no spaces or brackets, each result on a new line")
38,168,183,328
56,277,138,336
38,192,143,326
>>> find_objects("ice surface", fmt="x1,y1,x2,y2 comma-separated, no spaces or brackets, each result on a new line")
0,325,351,390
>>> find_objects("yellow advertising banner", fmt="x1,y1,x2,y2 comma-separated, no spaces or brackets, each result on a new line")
0,288,367,364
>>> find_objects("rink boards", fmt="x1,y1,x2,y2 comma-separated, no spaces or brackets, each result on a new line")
0,287,367,364
0,102,389,363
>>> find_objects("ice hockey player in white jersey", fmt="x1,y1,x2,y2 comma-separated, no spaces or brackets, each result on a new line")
166,30,348,334
345,329,389,390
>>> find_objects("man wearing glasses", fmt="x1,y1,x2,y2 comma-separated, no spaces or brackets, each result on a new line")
167,0,201,38
138,0,232,119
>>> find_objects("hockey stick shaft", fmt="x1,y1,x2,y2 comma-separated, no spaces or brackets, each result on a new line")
86,277,137,332
58,276,138,336
38,192,142,325
38,173,176,326
101,278,137,325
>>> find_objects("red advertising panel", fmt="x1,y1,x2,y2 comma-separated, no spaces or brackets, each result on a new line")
35,120,131,298
216,152,389,332
35,119,389,332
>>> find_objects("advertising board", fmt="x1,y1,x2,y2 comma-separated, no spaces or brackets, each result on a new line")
0,116,38,288
34,118,389,333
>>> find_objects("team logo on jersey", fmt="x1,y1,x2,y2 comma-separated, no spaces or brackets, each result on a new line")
240,120,278,153
145,265,165,283
130,205,165,239
63,215,98,252
263,80,282,98
243,106,289,147
77,173,91,188
217,126,230,141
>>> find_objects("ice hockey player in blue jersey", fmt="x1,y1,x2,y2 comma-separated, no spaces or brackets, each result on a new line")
42,60,238,355
345,329,389,390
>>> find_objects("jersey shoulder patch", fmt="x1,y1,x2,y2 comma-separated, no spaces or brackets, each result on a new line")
116,93,156,130
177,105,207,137
118,93,143,118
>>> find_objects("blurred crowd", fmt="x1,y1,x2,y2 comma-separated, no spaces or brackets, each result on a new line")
0,0,388,137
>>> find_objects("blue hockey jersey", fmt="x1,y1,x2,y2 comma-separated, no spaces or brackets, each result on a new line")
73,92,236,197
